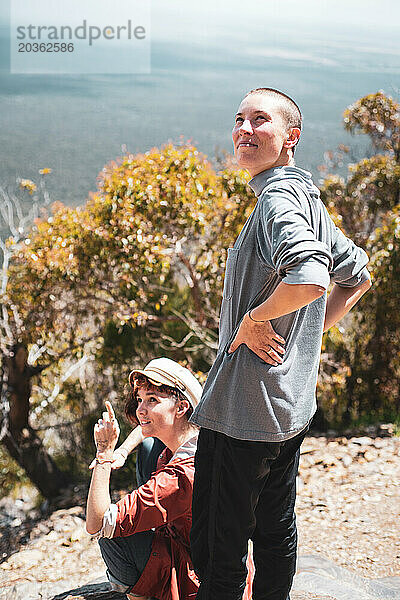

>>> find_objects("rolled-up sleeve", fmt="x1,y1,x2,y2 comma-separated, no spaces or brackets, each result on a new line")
257,194,333,290
88,503,118,539
330,226,370,288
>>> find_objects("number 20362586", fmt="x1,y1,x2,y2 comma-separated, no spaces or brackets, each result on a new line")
18,42,74,52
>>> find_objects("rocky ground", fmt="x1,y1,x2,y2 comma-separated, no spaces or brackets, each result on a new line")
296,429,400,580
0,428,399,600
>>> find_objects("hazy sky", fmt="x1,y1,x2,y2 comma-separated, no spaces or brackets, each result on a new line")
2,0,400,47
0,0,399,204
151,0,400,45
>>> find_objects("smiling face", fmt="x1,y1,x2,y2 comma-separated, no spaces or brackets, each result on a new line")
126,377,193,444
124,373,193,447
232,93,299,177
135,387,179,439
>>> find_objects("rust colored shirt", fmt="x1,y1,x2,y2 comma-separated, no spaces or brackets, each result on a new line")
114,437,199,600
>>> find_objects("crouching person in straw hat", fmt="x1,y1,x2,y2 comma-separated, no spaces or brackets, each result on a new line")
86,358,203,600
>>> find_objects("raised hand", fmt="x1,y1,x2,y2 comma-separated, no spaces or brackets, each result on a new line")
93,401,120,457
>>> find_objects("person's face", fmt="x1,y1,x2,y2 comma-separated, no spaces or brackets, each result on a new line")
136,386,181,439
232,93,292,176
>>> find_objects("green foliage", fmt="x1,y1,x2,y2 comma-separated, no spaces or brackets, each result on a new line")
317,326,351,428
319,92,400,427
350,208,400,411
101,321,137,364
344,91,400,156
0,446,30,497
321,155,400,246
9,143,253,364
6,101,398,497
3,143,255,494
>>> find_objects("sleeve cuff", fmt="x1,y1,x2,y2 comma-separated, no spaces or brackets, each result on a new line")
335,266,371,288
281,258,331,290
89,504,118,539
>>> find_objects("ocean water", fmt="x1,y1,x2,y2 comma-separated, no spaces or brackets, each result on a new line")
0,23,399,208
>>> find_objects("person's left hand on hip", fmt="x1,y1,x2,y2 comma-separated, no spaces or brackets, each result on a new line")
228,312,286,366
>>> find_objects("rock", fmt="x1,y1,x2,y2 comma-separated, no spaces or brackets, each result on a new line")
70,527,85,542
378,423,394,436
365,425,377,435
372,438,385,449
341,454,352,467
351,436,372,446
0,581,43,600
364,450,376,462
52,579,127,600
6,548,43,568
50,508,84,522
0,580,90,600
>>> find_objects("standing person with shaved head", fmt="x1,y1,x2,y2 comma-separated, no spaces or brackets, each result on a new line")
189,88,372,600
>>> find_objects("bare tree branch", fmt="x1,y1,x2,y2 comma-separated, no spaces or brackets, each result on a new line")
32,355,90,417
170,307,218,351
34,416,89,431
175,241,207,326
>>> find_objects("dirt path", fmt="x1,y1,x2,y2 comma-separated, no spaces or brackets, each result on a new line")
1,433,399,600
296,433,400,579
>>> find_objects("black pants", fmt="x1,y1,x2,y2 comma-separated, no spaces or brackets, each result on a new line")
190,427,307,600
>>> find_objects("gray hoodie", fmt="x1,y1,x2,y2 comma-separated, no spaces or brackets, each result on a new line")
190,166,370,442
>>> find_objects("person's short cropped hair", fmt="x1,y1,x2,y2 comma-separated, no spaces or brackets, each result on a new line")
125,373,193,425
245,87,302,152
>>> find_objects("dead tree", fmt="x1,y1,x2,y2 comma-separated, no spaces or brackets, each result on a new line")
0,181,71,498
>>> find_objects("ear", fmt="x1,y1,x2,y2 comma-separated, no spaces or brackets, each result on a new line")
284,127,301,149
176,399,191,419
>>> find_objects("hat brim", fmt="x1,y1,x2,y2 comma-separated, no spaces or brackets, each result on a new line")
129,369,172,388
128,367,199,409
